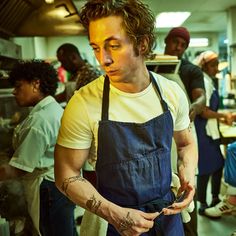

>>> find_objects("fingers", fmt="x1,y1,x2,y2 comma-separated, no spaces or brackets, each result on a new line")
224,112,233,125
162,206,182,215
162,187,195,216
141,211,159,220
134,212,156,230
172,198,190,209
117,210,158,236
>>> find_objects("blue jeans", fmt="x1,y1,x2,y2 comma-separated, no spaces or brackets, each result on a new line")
39,179,78,236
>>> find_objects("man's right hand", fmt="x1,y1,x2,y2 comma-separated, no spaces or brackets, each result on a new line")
111,207,159,236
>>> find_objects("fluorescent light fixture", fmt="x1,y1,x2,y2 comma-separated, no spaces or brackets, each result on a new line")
155,12,190,28
55,24,82,31
45,0,54,3
189,38,209,47
46,8,68,18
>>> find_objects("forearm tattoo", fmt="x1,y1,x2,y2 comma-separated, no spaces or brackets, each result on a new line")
61,175,86,196
119,212,135,232
86,195,102,213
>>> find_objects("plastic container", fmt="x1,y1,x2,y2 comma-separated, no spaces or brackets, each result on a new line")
0,216,10,236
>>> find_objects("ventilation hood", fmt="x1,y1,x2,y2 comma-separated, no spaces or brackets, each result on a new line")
0,0,84,38
0,38,21,73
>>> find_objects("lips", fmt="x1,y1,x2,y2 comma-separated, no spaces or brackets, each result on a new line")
106,70,118,76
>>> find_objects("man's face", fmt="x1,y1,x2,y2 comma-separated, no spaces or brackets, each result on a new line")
88,15,143,84
57,50,77,73
164,36,188,59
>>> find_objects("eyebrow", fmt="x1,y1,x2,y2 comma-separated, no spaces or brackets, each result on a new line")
90,36,120,47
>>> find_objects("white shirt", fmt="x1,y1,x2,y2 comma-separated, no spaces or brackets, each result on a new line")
57,72,190,168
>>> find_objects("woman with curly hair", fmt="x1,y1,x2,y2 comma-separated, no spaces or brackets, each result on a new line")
0,60,77,236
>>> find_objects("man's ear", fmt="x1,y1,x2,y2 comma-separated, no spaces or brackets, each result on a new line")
139,36,149,54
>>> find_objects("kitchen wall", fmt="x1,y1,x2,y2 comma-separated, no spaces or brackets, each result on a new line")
12,31,221,65
13,35,97,66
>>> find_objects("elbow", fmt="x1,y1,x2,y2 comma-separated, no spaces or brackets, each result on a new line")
54,177,67,197
54,145,64,192
54,176,61,191
54,170,64,193
199,106,208,119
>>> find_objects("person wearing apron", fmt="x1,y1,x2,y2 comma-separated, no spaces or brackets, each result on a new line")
0,60,77,236
55,1,198,235
163,27,206,236
194,51,233,216
96,74,184,235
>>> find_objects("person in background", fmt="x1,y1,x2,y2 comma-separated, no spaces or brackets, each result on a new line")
0,60,77,236
54,1,198,235
205,141,236,236
56,43,101,102
164,27,206,122
194,50,233,217
164,26,206,236
57,43,101,225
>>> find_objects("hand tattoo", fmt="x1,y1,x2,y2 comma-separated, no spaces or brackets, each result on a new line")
61,175,86,196
119,212,135,232
86,195,101,213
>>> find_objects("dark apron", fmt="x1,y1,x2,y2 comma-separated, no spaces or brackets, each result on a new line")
195,89,224,175
96,73,184,235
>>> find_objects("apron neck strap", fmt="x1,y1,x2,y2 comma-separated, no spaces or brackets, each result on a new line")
101,72,168,121
101,75,110,121
149,71,169,111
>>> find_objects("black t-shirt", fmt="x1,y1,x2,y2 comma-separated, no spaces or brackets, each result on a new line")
179,59,205,102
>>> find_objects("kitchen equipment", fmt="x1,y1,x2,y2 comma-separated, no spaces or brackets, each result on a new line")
0,216,10,236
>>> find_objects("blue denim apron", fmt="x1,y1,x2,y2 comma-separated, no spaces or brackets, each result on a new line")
195,89,224,175
96,73,184,236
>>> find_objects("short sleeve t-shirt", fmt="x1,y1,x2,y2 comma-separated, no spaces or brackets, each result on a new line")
10,96,64,181
57,72,190,168
179,59,205,102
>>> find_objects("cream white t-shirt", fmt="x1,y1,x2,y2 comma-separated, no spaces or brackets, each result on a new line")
57,72,190,168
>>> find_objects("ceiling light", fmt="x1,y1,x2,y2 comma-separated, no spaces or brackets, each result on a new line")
155,12,191,28
189,38,209,47
53,25,84,35
46,8,68,18
45,0,54,4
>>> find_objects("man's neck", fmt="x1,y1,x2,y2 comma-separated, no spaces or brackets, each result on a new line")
109,66,150,93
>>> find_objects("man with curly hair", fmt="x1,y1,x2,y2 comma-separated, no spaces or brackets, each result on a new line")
0,60,77,236
54,1,198,235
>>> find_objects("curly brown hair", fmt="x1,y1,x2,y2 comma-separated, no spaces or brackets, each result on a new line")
79,0,156,57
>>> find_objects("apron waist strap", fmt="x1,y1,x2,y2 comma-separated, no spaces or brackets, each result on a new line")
127,198,172,213
138,198,174,234
113,198,173,235
141,198,171,212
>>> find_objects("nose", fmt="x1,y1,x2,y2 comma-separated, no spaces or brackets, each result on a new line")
98,48,113,67
175,42,183,51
